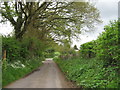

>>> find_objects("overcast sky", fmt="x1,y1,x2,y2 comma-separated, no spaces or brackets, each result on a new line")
0,0,119,48
73,0,119,47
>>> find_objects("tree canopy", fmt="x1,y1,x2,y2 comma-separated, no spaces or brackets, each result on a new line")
0,1,101,43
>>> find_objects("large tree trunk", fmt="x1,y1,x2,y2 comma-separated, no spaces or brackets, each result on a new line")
15,25,21,39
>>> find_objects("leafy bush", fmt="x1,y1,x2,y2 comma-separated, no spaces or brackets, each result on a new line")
2,37,23,62
43,48,55,58
80,41,96,58
53,52,61,60
79,20,120,66
2,36,45,62
22,37,46,58
96,21,119,65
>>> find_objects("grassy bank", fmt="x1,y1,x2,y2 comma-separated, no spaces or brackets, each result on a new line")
2,57,43,87
55,57,119,88
2,36,46,87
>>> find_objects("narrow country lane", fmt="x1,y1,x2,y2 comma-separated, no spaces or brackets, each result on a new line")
5,59,73,88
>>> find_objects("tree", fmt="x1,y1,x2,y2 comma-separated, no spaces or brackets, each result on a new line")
74,45,78,50
1,2,50,39
0,1,101,42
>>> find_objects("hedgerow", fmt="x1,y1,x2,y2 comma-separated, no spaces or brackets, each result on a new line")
55,57,119,88
2,36,45,87
55,20,120,88
96,21,119,66
80,41,96,58
80,20,119,66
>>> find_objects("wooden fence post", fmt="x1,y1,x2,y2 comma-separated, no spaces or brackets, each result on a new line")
3,50,6,60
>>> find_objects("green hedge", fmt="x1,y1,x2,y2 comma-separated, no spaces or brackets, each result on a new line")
55,20,120,88
2,36,45,62
80,41,96,58
2,36,46,87
96,21,119,65
79,20,120,66
2,37,25,61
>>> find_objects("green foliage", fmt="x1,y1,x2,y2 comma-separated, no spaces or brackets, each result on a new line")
2,57,43,87
55,57,119,88
2,36,45,87
59,48,77,60
43,48,55,58
55,20,120,88
96,21,119,65
1,2,101,41
54,52,61,56
74,45,78,50
53,52,61,60
2,36,25,61
22,37,46,57
80,41,96,58
52,40,78,60
2,36,45,62
79,20,120,66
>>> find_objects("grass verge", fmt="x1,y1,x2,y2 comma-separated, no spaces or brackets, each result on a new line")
2,57,43,87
